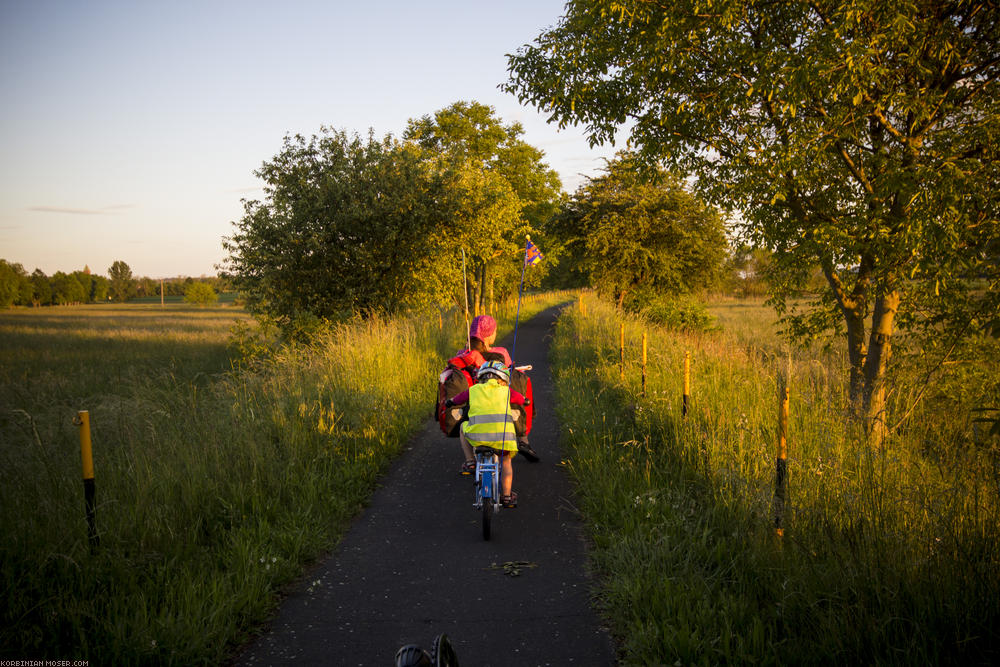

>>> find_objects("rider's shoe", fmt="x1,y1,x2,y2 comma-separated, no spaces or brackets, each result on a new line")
517,438,540,462
500,492,518,508
460,460,476,476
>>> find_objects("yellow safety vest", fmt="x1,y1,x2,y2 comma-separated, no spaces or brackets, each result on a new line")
461,379,518,452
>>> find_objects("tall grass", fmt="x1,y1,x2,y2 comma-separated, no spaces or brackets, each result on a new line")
551,295,999,664
0,294,568,663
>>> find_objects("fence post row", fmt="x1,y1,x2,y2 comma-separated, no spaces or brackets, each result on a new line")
641,332,648,397
75,410,99,551
619,323,626,381
773,383,790,538
682,352,690,418
609,317,790,538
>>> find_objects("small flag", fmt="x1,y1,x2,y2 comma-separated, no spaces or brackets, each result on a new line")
525,239,543,267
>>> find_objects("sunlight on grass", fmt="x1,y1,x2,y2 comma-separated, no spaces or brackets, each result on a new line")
0,293,571,662
553,294,999,663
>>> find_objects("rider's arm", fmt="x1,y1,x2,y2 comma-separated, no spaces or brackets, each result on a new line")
508,388,526,406
445,389,470,407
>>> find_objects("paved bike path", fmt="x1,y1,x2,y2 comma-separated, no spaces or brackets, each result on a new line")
235,306,616,666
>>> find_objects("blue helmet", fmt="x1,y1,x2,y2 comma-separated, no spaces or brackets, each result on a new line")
476,360,510,384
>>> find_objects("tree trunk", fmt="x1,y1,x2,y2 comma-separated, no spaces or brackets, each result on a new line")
844,306,868,408
478,264,488,315
488,276,494,316
468,263,482,316
861,289,900,449
822,259,872,413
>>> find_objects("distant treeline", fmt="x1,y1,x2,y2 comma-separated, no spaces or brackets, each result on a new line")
0,259,232,307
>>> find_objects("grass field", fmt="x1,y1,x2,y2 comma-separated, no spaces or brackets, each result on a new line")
0,294,568,663
551,294,1000,664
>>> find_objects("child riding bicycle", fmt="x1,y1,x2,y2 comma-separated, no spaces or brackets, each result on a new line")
444,361,526,507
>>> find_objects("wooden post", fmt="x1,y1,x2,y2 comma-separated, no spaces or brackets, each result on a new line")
579,294,587,317
75,410,99,550
160,279,164,307
619,323,625,381
641,332,648,397
773,383,790,538
682,352,691,417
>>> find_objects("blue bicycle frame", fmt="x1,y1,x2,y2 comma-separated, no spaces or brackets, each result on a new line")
473,448,501,540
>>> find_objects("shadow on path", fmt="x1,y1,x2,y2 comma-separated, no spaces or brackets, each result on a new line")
235,306,616,666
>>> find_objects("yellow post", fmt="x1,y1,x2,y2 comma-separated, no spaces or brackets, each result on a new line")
75,410,99,550
773,384,790,538
641,332,648,397
619,323,626,381
682,352,691,417
579,294,587,317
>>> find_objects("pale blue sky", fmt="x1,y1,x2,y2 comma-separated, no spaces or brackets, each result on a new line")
0,0,618,278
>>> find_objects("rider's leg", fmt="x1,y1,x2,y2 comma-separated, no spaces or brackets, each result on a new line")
459,428,474,462
458,429,476,474
517,436,540,462
501,452,514,496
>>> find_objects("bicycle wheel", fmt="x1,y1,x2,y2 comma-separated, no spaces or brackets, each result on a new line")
480,469,493,540
431,633,459,667
482,494,492,540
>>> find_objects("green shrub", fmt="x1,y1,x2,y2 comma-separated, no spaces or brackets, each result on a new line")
624,290,715,331
183,281,218,306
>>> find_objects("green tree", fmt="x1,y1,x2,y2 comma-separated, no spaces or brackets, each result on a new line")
29,269,51,306
506,0,1000,444
51,271,86,305
164,279,184,297
405,101,561,229
222,129,457,322
0,260,28,309
404,101,562,310
71,270,106,303
107,261,135,303
184,281,218,306
723,245,774,299
137,277,158,299
444,163,529,310
89,275,109,302
554,154,727,306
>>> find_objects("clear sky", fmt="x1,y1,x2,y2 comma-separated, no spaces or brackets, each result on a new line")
0,0,619,279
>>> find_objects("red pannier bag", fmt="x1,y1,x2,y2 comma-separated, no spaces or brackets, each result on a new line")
435,350,535,438
436,350,483,437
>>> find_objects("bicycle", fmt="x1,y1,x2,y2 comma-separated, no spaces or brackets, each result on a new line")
394,632,459,666
473,446,502,541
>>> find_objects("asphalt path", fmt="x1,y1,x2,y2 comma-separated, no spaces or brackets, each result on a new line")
235,305,617,666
